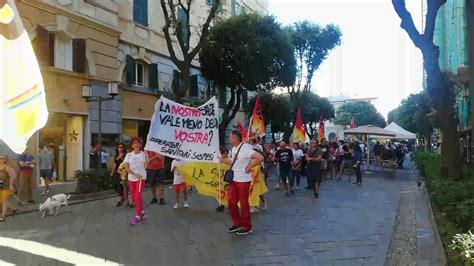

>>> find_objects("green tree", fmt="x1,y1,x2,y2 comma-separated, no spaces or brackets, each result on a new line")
388,92,435,149
247,92,291,142
392,0,462,179
199,14,296,143
334,101,386,128
287,21,342,97
289,91,335,139
160,0,221,99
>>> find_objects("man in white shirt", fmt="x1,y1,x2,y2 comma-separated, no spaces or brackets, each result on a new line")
221,130,264,236
292,143,304,189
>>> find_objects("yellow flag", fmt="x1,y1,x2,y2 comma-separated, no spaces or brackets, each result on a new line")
176,162,268,207
0,0,48,153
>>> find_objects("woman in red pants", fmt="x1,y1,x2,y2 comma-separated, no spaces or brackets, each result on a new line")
124,138,148,226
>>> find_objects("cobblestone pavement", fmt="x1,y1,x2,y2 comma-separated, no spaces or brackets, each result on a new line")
0,169,416,265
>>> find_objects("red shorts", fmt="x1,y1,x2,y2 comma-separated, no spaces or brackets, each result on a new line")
173,182,186,192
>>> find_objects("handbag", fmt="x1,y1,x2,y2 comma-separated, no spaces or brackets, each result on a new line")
224,144,244,183
292,161,302,172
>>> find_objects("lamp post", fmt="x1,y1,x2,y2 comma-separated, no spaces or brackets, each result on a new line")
81,82,119,146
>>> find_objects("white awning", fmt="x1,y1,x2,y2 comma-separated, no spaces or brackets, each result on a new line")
384,122,417,139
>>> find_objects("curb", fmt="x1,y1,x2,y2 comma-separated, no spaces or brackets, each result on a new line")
422,185,448,265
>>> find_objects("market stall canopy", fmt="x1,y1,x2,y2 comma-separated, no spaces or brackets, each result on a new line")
344,125,396,137
384,122,417,139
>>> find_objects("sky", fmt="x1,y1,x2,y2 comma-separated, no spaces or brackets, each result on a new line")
269,0,425,118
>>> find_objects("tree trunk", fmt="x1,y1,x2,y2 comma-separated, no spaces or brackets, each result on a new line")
176,68,191,100
437,101,462,179
218,88,242,145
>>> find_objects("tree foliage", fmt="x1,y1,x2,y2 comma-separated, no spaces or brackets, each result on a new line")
290,92,335,138
199,13,296,143
287,21,342,96
334,101,386,128
247,92,291,133
388,92,435,143
392,0,461,179
160,0,221,99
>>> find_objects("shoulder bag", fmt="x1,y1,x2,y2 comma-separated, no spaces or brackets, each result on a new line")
224,144,244,183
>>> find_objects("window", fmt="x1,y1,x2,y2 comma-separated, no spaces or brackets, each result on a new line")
135,61,144,86
133,0,148,26
124,55,158,90
54,34,73,71
33,26,86,73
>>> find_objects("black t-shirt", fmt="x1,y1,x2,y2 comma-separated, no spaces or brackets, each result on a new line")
275,148,293,169
342,145,352,160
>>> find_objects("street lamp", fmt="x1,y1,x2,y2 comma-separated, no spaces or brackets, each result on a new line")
81,82,119,146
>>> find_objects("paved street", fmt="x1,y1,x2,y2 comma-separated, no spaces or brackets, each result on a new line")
0,168,425,265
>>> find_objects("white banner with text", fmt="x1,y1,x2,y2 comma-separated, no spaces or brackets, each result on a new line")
145,96,220,162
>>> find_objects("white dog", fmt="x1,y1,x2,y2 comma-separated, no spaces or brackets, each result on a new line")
39,194,71,218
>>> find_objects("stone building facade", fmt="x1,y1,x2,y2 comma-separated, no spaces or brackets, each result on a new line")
0,0,268,196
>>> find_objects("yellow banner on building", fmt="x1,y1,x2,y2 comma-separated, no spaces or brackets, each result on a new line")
176,162,268,207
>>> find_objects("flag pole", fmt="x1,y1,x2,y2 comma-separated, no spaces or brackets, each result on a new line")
246,115,253,143
217,162,222,206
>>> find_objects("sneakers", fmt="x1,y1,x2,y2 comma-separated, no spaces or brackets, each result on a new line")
250,207,259,213
314,192,319,199
216,205,225,212
173,203,179,209
236,228,253,235
275,183,280,190
150,198,158,204
41,190,50,196
130,216,141,226
183,201,189,208
260,201,268,211
140,212,147,220
159,198,166,205
295,186,300,190
227,225,241,233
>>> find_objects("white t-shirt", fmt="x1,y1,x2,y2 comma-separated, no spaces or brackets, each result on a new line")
230,143,256,183
292,148,304,161
171,159,186,184
124,151,147,182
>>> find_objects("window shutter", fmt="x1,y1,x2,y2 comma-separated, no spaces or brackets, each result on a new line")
72,39,86,73
231,0,236,16
148,63,158,90
125,55,136,85
190,75,198,97
48,33,55,66
242,91,248,109
133,0,148,26
33,26,52,66
177,7,189,44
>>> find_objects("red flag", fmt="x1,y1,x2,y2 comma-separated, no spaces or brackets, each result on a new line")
236,121,248,141
249,94,265,138
318,116,325,141
292,107,305,143
349,116,356,129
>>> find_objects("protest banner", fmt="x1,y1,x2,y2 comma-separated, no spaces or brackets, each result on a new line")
176,162,268,207
145,96,220,162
